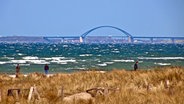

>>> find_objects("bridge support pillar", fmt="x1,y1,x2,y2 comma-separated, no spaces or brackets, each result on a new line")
171,38,175,43
79,37,83,43
60,38,64,43
128,36,133,43
150,38,153,43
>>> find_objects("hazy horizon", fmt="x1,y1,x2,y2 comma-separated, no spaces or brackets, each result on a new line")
0,0,184,37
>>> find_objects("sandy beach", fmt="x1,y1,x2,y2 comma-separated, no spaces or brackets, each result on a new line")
8,74,54,78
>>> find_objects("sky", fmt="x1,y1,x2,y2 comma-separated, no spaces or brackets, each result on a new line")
0,0,184,37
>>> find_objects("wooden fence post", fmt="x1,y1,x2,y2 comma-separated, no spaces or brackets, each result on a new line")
27,87,34,102
165,80,170,88
15,90,19,101
57,86,64,99
27,86,40,102
104,83,109,96
33,86,40,100
104,87,109,96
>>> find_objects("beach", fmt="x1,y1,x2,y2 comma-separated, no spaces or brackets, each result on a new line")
1,0,184,103
0,66,184,104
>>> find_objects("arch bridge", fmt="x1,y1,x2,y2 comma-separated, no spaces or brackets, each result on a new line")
43,26,184,43
79,25,133,43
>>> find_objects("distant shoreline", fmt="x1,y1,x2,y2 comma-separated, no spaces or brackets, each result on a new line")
1,66,183,78
1,65,184,75
1,36,184,44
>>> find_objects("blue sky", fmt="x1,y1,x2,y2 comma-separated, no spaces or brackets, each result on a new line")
0,0,184,37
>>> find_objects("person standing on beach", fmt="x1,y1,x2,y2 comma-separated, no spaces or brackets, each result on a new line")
16,64,20,74
134,61,138,71
44,64,49,75
15,64,20,77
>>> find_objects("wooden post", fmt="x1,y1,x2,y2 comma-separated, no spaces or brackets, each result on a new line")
61,86,64,99
7,89,13,96
104,87,108,96
57,86,64,99
160,81,164,89
28,87,34,102
104,83,109,96
28,86,41,102
33,86,40,100
165,80,170,88
144,80,148,86
15,90,19,101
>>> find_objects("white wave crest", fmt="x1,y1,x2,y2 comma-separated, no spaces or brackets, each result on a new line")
13,64,30,66
22,56,39,60
42,57,65,60
51,60,67,64
79,54,92,57
51,59,76,64
138,57,184,60
11,60,27,64
0,61,8,64
104,62,114,64
154,62,171,66
26,60,49,64
11,59,49,64
18,53,24,56
113,60,135,62
111,51,120,53
98,63,107,66
2,57,14,60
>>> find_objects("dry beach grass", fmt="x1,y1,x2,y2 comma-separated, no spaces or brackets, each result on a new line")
0,66,184,104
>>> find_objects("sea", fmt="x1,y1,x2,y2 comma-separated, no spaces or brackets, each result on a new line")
0,43,184,74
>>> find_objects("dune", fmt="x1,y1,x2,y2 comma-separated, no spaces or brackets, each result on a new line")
0,66,184,104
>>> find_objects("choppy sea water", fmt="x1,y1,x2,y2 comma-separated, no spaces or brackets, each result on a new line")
0,43,184,74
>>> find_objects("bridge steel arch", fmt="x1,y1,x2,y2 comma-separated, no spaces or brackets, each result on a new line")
81,26,132,38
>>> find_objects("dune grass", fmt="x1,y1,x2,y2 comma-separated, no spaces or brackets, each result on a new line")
0,66,184,104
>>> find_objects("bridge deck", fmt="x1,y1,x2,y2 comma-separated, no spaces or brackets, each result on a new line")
133,37,184,39
43,36,184,43
44,36,184,39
